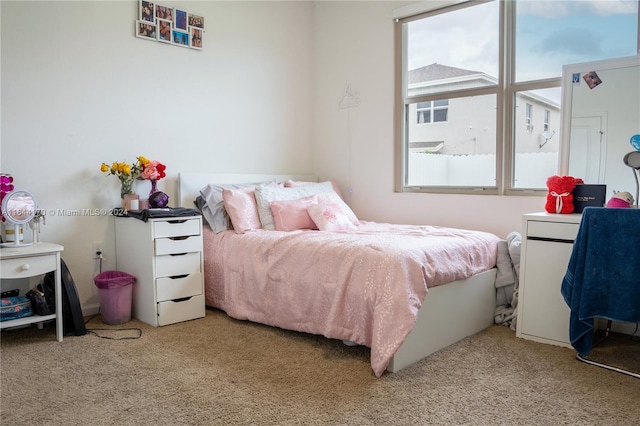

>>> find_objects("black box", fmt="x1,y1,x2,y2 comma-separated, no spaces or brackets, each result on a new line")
572,184,607,213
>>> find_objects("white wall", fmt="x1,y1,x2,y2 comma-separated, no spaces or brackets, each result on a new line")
1,0,547,315
1,0,315,312
312,1,543,236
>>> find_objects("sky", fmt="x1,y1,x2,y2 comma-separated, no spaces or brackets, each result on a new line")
407,0,638,82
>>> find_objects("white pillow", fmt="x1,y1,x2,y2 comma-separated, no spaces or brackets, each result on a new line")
254,181,334,230
307,203,357,232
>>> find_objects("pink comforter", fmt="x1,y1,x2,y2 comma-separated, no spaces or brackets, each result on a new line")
202,221,499,376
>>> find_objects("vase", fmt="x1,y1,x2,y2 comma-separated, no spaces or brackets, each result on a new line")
120,178,134,199
149,179,158,197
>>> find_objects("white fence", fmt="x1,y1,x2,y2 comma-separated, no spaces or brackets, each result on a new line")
407,151,559,188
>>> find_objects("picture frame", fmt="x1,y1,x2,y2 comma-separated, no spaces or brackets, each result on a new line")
157,19,172,44
188,13,204,29
135,20,157,40
189,27,203,50
172,30,189,47
175,9,188,31
135,4,203,50
155,4,173,22
139,0,155,22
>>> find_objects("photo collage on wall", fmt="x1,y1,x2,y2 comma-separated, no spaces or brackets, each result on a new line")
136,1,204,50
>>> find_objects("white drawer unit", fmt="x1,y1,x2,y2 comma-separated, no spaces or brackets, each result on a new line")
516,212,582,347
115,216,205,326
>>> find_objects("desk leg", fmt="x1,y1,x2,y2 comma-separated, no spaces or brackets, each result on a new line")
54,253,63,342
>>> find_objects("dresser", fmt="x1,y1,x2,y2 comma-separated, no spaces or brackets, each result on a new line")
0,242,64,341
516,213,581,347
115,216,205,326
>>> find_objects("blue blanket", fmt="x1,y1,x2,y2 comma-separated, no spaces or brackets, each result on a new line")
561,207,640,356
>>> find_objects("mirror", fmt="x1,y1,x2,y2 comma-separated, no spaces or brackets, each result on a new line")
560,54,640,199
1,190,37,247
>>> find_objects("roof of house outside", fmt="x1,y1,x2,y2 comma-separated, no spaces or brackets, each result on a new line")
408,63,482,84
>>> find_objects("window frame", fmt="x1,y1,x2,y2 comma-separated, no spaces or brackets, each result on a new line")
395,0,503,195
394,0,639,196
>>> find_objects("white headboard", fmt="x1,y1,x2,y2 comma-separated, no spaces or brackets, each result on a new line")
178,172,318,208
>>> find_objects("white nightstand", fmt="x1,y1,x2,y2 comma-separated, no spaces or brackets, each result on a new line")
0,242,65,341
516,212,581,347
115,216,205,326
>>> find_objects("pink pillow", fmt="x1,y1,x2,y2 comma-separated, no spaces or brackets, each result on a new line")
307,203,357,232
222,188,262,234
284,179,345,200
314,192,359,225
269,195,318,231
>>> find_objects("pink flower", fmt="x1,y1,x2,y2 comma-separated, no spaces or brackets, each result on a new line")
140,160,166,180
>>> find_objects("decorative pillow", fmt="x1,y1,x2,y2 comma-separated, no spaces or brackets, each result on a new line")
270,195,318,231
200,180,274,233
254,181,334,230
284,179,345,200
193,196,209,225
222,188,262,234
307,203,357,232
314,191,359,226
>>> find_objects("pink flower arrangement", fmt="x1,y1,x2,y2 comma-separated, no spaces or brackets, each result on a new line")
140,159,166,181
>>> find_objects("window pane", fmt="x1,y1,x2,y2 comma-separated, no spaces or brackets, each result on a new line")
406,94,496,187
515,0,639,82
512,87,561,189
406,1,499,97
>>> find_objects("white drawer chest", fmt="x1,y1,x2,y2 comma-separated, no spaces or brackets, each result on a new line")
516,212,582,347
115,216,205,326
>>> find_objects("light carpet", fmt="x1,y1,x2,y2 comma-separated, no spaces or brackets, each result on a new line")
1,309,639,425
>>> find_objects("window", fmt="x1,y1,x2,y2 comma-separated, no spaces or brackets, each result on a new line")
544,110,550,133
396,0,639,194
417,100,449,124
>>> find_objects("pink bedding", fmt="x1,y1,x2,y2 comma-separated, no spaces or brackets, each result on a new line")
202,221,500,377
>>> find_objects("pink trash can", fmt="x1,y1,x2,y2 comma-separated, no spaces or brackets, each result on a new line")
94,271,136,325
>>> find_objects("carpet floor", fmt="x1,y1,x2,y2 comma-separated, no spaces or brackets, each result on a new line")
1,308,639,425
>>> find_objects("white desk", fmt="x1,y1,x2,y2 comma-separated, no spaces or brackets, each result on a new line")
0,243,64,341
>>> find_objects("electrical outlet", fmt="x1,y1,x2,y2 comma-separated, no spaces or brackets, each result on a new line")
92,242,104,259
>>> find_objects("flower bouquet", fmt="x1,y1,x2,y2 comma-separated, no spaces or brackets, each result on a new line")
100,157,145,199
139,158,167,195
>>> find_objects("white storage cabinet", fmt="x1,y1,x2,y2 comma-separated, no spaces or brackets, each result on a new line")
115,216,205,326
516,212,582,347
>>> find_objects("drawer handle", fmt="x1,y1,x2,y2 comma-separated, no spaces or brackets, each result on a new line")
21,263,30,271
169,274,189,280
169,236,188,241
167,220,188,224
169,253,187,257
173,296,192,303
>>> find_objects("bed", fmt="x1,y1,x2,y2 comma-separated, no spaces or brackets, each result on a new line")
179,172,500,377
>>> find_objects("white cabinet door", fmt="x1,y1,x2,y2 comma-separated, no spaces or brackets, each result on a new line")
519,238,573,345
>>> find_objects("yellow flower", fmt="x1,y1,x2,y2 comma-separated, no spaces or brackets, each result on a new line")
100,163,109,173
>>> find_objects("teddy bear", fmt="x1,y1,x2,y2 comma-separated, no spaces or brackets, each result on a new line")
545,175,583,214
605,191,634,208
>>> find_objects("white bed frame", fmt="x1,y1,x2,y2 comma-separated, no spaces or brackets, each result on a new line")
179,172,497,374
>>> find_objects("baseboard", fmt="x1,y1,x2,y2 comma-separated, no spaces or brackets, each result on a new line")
82,303,101,317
